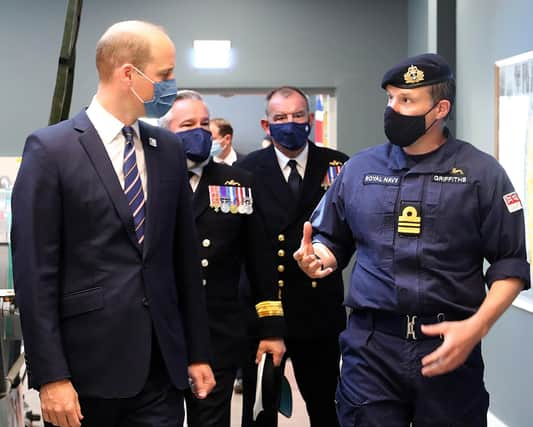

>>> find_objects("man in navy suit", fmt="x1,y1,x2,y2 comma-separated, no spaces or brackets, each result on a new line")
11,21,214,427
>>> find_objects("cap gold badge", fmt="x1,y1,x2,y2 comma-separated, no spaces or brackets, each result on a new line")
403,65,425,85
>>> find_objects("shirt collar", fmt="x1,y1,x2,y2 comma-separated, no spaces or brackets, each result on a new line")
274,142,309,170
86,96,141,144
388,130,460,174
187,157,210,176
214,147,238,165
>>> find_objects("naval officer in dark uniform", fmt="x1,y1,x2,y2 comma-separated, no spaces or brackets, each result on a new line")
160,90,286,427
237,86,349,427
295,53,530,427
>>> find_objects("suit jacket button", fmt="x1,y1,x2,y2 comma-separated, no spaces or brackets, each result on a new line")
277,249,285,257
201,259,209,267
202,239,211,248
142,297,149,307
278,280,284,287
202,279,207,286
311,281,318,288
278,234,285,242
277,265,285,273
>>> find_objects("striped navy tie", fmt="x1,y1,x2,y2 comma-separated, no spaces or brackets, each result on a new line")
122,126,145,245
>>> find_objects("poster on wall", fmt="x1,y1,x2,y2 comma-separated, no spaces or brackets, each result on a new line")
495,51,533,306
0,157,21,244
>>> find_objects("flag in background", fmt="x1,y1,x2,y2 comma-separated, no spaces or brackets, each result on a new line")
314,95,324,145
314,94,329,146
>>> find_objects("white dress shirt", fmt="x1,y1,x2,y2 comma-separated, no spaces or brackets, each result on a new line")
187,158,209,192
213,147,238,166
86,97,148,199
273,143,309,181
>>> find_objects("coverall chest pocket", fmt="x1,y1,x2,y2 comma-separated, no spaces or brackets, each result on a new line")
421,178,442,242
355,185,398,242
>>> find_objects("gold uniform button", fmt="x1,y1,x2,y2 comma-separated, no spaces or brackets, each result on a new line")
278,280,284,287
277,249,285,257
201,259,209,267
278,234,285,242
202,279,207,286
311,281,318,288
202,239,211,248
277,265,285,273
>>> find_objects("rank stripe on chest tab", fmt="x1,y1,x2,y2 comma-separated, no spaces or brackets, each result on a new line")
397,201,422,237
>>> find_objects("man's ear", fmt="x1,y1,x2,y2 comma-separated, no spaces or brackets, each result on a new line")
261,119,270,134
436,99,451,120
118,63,134,86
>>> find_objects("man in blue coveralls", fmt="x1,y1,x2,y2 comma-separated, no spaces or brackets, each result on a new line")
294,53,530,426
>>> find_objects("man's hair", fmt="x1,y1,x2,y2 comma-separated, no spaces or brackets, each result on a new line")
159,89,205,129
210,118,233,137
95,21,164,82
174,89,204,102
430,80,456,117
265,86,310,116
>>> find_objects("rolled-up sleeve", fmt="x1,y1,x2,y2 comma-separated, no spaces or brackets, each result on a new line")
480,162,530,289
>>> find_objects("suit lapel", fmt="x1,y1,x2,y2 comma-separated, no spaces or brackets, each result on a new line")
193,160,213,219
139,122,160,261
75,111,141,254
298,142,327,213
257,146,292,212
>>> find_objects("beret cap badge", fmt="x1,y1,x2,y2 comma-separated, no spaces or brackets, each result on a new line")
403,65,425,85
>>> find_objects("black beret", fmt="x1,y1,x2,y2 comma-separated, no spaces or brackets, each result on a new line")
381,53,454,89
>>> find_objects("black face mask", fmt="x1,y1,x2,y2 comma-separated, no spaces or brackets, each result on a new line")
384,104,438,147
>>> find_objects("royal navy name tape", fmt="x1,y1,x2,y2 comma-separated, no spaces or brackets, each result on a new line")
363,174,400,186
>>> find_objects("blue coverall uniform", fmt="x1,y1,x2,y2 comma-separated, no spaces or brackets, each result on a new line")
311,131,530,426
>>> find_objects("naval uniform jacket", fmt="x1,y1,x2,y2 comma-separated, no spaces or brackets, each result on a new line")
237,142,349,340
193,159,284,368
311,132,530,317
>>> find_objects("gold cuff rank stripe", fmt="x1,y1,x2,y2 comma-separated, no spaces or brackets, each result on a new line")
255,301,284,318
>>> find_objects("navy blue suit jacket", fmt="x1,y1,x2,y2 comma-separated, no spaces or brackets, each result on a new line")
11,110,210,398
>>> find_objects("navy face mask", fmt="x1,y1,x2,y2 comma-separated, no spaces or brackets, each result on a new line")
176,128,213,163
269,122,310,151
130,66,178,118
384,104,438,147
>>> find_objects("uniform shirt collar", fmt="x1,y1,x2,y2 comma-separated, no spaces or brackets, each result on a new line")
214,147,238,165
86,96,141,144
274,141,309,171
388,130,459,174
187,157,210,178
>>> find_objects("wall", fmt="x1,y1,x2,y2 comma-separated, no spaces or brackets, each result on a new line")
1,0,407,158
456,1,533,426
0,0,66,155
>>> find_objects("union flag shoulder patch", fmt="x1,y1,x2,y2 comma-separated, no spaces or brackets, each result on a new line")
503,192,523,213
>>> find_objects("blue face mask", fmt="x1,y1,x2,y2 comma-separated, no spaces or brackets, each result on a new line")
269,122,310,151
176,128,213,163
210,140,224,158
131,66,178,118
